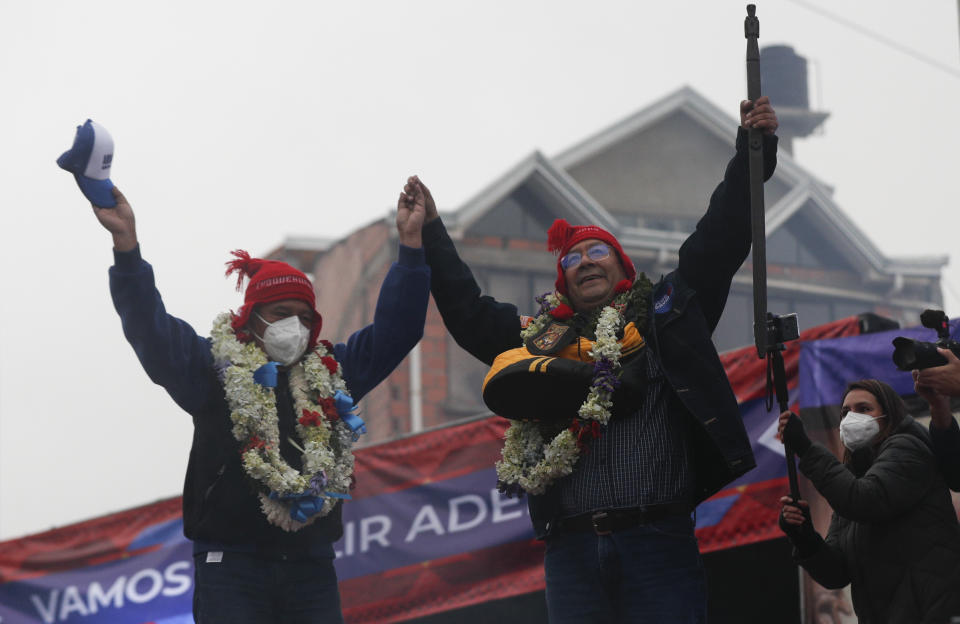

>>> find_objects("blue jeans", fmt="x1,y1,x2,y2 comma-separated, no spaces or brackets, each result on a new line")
193,551,344,624
544,514,706,623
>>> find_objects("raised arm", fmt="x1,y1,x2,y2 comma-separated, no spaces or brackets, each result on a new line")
409,177,523,366
333,182,431,400
676,97,778,331
914,368,960,491
92,187,138,252
99,188,218,414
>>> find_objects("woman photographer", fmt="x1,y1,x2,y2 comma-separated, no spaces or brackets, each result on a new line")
778,379,960,623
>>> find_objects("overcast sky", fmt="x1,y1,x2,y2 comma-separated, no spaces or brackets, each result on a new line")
1,0,958,540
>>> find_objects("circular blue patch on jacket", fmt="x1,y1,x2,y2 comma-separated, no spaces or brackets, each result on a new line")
654,283,674,315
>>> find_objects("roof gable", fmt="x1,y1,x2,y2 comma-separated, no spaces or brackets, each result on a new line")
554,86,738,170
441,85,944,279
766,180,945,277
561,108,737,221
445,151,618,239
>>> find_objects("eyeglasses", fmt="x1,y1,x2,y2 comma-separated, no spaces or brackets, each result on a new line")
560,243,611,270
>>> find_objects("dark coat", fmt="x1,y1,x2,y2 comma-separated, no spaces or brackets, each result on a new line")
930,417,960,491
797,417,960,624
422,128,776,537
109,246,430,550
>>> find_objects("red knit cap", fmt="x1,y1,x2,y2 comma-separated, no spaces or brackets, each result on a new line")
547,219,636,296
225,250,323,349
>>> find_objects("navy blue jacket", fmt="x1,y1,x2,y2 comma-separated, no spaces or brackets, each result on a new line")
110,244,430,550
423,128,777,537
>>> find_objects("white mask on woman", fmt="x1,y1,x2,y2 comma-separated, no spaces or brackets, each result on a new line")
255,313,310,365
839,411,885,451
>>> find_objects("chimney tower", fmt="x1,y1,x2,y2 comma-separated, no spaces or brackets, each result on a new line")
760,45,829,154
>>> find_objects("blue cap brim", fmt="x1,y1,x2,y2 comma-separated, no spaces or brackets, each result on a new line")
57,121,95,175
57,148,86,174
75,174,116,208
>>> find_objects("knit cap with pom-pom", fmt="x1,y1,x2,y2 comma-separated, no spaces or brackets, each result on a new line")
224,250,323,347
546,219,635,295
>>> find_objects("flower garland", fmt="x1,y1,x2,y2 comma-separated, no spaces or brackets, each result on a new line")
496,277,650,496
211,312,356,532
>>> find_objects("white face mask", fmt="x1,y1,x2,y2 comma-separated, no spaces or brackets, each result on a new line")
255,313,310,366
839,411,885,451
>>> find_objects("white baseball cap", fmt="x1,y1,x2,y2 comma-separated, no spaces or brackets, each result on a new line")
57,119,116,207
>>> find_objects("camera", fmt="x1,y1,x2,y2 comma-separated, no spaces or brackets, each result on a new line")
892,309,960,371
760,312,800,347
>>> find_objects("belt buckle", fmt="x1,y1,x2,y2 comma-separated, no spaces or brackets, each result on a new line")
591,511,612,536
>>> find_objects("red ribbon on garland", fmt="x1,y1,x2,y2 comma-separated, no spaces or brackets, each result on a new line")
569,419,601,451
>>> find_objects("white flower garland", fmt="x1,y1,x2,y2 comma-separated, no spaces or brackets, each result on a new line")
210,312,356,532
496,300,625,495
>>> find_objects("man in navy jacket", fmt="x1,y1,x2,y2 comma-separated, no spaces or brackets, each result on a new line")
90,185,430,623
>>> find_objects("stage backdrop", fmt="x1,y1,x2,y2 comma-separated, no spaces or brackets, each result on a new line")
0,317,861,624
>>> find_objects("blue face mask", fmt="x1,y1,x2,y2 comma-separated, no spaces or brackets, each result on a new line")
255,313,310,365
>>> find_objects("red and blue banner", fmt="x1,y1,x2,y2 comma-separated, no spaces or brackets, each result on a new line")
0,316,870,623
798,320,960,410
0,420,541,624
0,498,192,624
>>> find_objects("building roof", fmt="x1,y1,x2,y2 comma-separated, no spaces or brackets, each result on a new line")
444,150,618,238
441,85,944,282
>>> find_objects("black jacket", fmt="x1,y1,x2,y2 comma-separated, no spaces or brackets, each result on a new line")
931,417,960,491
794,417,960,624
422,128,776,537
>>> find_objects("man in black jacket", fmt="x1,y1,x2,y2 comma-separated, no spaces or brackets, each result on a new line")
404,97,778,623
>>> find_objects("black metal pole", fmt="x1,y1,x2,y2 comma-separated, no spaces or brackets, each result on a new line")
771,348,800,499
745,5,768,359
745,5,801,501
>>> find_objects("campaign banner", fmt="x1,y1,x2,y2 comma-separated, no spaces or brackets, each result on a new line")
799,320,960,410
337,417,543,623
0,316,863,623
0,418,541,624
0,498,193,624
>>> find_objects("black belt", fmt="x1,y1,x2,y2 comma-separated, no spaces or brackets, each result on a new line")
192,540,335,561
556,503,691,535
